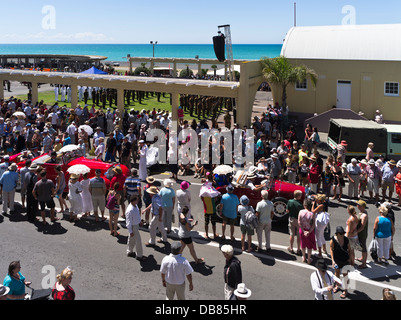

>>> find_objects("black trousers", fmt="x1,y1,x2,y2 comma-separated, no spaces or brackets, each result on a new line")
26,194,38,222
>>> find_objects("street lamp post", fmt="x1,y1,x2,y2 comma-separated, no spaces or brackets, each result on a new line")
150,41,158,57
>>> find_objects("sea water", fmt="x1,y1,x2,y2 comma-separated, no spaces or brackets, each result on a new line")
0,44,282,62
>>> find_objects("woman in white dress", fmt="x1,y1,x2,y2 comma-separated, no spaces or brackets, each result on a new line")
68,174,83,222
138,140,148,182
80,173,93,217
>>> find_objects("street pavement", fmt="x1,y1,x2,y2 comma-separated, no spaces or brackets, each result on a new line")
1,167,401,301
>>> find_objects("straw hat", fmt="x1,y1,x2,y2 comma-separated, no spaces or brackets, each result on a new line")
70,174,80,180
146,176,155,184
8,163,18,171
147,186,159,195
112,166,122,175
28,163,39,171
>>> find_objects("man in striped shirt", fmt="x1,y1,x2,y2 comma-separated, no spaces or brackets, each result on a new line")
124,169,142,209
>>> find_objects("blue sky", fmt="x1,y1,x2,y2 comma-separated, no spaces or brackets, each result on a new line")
1,0,401,44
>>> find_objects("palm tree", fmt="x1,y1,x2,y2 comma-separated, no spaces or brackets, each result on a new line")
211,64,218,78
261,56,317,108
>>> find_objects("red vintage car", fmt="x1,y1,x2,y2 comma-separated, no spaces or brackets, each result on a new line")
217,170,306,221
12,148,129,191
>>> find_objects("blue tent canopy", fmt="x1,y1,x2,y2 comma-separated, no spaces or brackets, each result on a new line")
80,67,108,75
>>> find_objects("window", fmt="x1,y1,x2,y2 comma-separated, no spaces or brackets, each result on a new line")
295,79,307,91
384,82,399,96
391,133,401,144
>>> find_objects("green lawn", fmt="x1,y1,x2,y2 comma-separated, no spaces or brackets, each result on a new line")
16,90,215,121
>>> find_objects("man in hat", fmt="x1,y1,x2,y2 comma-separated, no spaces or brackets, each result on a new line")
19,159,32,210
0,163,19,215
366,158,382,203
159,179,176,234
93,127,105,149
220,184,240,241
347,158,362,200
160,241,194,300
33,170,58,225
144,186,168,246
381,159,398,202
25,163,41,223
310,259,341,300
221,244,242,300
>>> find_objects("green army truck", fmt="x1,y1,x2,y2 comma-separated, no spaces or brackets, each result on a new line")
327,119,401,161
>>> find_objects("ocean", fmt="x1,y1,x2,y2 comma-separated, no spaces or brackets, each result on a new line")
0,44,282,62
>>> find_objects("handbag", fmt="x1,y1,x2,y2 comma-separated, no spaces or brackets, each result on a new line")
368,238,379,261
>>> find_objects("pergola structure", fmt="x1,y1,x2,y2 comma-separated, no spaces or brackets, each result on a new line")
0,54,107,72
128,57,244,80
0,59,263,127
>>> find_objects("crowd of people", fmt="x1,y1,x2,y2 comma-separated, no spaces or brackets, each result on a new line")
0,91,398,300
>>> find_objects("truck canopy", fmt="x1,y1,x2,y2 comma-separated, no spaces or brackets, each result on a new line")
328,119,387,156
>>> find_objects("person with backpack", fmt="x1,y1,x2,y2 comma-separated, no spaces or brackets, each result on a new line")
238,195,256,253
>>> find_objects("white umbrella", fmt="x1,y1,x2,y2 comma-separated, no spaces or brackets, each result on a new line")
13,112,26,118
59,144,80,153
199,182,221,198
67,164,91,175
213,165,234,175
78,125,93,136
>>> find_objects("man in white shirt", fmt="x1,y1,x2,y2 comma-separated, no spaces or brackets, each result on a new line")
310,259,341,300
126,195,146,261
160,242,194,300
66,121,77,144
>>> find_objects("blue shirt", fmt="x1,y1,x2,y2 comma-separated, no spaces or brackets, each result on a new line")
0,170,19,192
381,163,397,182
63,137,71,146
221,193,240,219
376,216,392,238
151,194,163,215
124,176,141,196
3,272,25,299
159,187,176,208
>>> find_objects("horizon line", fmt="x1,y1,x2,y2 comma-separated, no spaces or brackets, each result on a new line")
0,43,283,46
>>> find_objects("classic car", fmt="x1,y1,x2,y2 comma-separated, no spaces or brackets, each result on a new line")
217,168,306,221
13,147,129,191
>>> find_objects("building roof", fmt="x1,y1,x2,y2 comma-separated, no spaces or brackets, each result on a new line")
281,24,401,61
